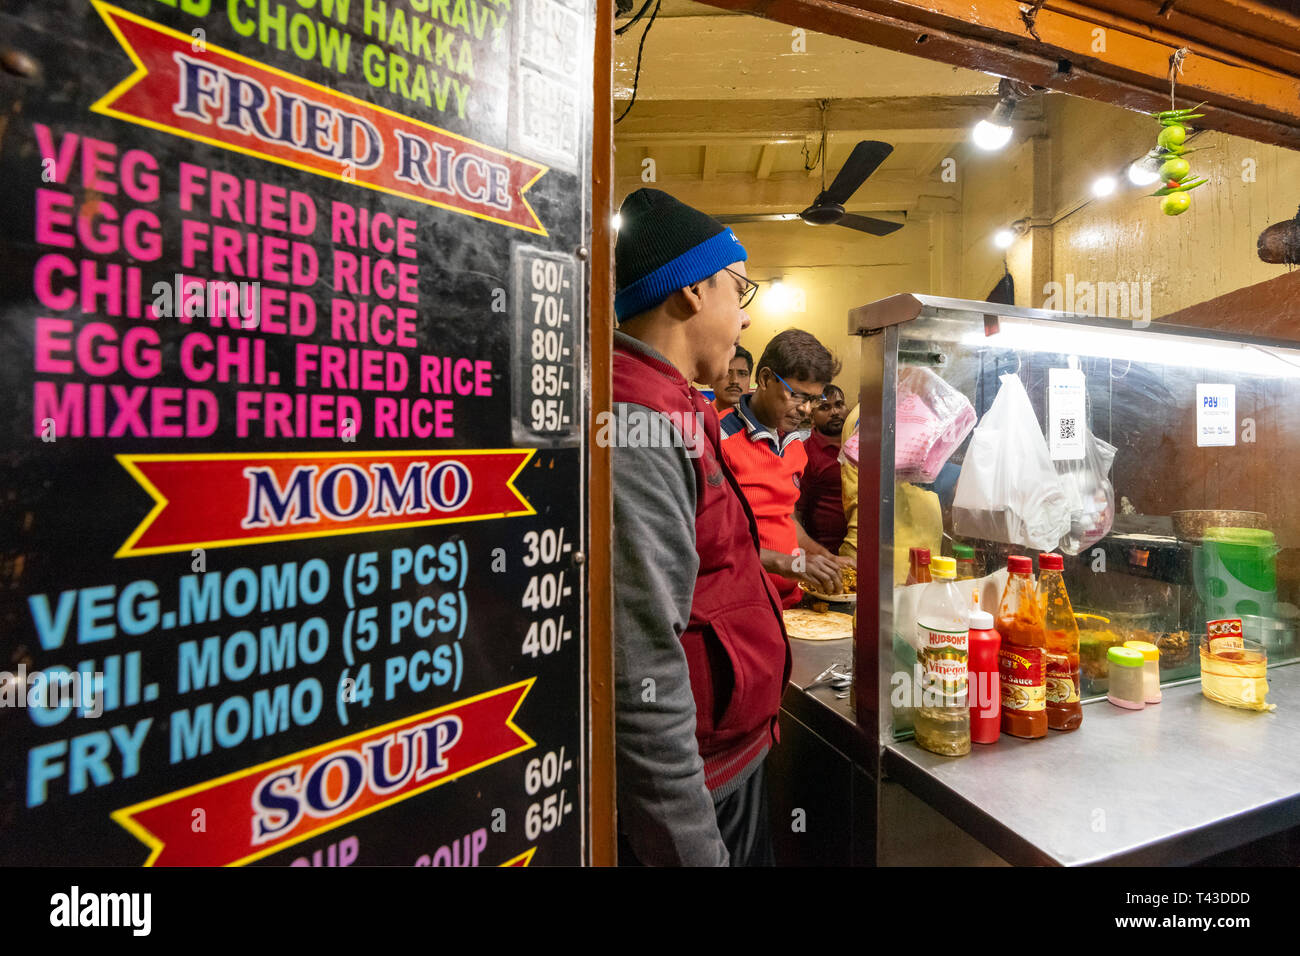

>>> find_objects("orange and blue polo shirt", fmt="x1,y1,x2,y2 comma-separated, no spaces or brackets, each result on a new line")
719,395,809,608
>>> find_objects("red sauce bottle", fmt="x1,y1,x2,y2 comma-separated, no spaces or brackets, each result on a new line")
968,606,1001,744
1038,553,1083,732
996,555,1047,739
906,547,932,585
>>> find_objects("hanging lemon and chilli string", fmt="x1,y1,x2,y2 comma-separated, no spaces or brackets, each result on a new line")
1152,105,1208,216
1151,47,1207,217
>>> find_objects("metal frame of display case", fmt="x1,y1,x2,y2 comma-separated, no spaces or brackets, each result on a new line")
847,293,1300,866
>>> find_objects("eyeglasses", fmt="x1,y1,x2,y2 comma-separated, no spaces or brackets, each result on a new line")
722,267,759,310
766,368,824,406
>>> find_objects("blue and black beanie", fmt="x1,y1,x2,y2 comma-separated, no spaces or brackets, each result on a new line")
614,188,748,322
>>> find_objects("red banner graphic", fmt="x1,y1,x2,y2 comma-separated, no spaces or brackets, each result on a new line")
90,1,548,234
112,681,536,866
116,449,535,557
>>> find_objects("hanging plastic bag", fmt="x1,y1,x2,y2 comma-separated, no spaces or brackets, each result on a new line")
952,373,1072,552
1056,428,1117,555
895,367,977,484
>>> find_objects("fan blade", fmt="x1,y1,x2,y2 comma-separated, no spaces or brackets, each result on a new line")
823,141,894,206
836,213,905,236
713,213,801,224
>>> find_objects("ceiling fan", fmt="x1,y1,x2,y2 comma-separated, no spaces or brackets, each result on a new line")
714,139,905,236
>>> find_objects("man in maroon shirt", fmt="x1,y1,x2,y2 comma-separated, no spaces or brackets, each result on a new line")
797,384,849,553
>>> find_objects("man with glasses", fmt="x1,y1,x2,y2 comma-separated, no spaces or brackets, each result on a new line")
611,188,789,866
720,330,851,606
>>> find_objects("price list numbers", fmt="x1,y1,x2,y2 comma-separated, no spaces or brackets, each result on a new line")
513,519,583,852
512,248,581,446
523,746,575,840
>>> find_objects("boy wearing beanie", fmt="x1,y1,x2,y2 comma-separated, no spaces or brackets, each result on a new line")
611,188,790,866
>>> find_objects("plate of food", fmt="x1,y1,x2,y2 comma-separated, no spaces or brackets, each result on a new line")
798,564,857,603
783,608,854,641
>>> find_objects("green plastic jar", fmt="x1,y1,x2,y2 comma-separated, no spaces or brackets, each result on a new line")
1196,527,1277,619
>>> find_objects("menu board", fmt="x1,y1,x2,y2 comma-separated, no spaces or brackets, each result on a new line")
0,0,592,866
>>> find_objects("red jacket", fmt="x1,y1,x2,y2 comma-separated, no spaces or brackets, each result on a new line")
613,344,791,790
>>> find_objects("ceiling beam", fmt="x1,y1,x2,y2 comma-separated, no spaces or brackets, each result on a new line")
701,145,719,180
616,170,958,214
692,0,1300,149
911,141,954,181
613,13,997,100
613,96,1045,145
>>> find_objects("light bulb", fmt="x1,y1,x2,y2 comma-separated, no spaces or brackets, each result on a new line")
1092,175,1117,198
994,229,1015,249
1127,161,1161,186
612,212,622,230
766,280,790,312
972,120,1014,151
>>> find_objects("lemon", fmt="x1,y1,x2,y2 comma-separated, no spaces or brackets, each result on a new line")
1158,125,1187,149
1161,192,1191,215
1160,157,1190,181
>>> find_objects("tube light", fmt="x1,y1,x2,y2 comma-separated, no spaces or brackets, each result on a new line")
961,321,1300,379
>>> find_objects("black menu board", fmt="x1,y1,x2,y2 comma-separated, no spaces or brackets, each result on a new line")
0,0,592,867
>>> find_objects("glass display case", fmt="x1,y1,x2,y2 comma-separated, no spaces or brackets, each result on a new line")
849,294,1300,748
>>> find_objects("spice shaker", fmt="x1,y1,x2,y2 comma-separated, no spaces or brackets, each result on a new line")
1106,647,1146,710
1123,640,1161,704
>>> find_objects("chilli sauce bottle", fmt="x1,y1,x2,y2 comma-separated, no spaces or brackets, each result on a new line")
968,605,1001,744
906,547,932,585
1038,553,1083,732
996,556,1047,739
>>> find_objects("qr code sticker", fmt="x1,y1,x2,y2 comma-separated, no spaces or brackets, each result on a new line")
1059,418,1077,440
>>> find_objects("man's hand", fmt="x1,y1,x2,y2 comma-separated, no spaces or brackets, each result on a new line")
798,551,848,595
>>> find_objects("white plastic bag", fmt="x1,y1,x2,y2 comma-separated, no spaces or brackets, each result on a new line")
952,373,1072,552
1056,428,1117,555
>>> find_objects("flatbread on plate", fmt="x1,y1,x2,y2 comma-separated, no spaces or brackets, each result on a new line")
801,588,857,603
783,609,854,641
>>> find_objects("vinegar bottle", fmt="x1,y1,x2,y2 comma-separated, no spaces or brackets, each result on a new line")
1038,553,1083,732
996,555,1047,739
914,555,970,756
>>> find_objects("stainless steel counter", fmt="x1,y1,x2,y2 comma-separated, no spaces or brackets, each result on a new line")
784,635,1300,866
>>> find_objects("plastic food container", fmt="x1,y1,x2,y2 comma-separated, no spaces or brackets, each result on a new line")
1123,640,1161,704
1200,639,1275,712
1106,647,1146,710
1195,527,1278,620
1076,612,1124,696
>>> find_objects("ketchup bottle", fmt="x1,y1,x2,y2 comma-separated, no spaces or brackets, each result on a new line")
996,555,1048,739
967,606,1001,744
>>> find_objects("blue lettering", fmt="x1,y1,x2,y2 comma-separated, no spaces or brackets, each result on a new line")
244,465,318,527
253,768,302,841
305,752,364,813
